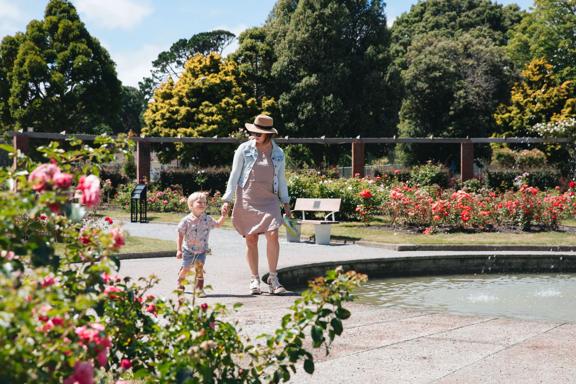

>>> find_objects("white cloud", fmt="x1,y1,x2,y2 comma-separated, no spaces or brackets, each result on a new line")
74,0,153,30
110,43,165,87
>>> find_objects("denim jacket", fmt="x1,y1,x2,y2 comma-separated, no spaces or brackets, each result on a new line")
223,139,290,204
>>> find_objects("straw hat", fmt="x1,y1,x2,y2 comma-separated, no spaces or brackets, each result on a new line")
244,114,278,135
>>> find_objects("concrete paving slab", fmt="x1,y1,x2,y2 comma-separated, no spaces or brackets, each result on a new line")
435,324,576,383
430,317,561,346
290,337,504,384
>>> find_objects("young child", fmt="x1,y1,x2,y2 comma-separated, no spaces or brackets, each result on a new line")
176,191,226,294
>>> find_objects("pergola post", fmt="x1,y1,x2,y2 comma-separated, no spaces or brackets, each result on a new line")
460,142,474,182
136,140,151,183
352,140,365,178
12,133,29,168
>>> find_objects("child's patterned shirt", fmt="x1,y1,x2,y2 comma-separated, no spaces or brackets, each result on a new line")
177,213,218,254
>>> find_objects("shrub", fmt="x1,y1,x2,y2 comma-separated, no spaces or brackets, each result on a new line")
516,148,547,169
486,169,561,191
159,166,230,195
490,146,548,170
383,182,576,232
100,165,130,205
409,162,450,188
491,146,516,168
460,178,486,193
123,152,137,180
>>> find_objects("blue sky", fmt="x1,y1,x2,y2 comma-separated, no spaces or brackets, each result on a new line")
1,0,533,87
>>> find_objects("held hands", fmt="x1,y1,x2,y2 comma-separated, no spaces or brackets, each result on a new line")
283,203,292,219
221,202,230,216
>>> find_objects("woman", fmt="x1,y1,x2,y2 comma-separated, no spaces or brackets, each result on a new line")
221,114,291,295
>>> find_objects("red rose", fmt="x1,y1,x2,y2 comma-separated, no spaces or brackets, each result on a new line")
359,189,373,199
120,359,132,370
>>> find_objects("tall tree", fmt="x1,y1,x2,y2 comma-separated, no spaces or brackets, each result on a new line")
229,27,276,103
390,0,523,60
0,33,24,133
494,58,575,137
118,86,146,134
389,0,524,164
139,30,235,101
397,31,515,164
508,0,576,81
268,0,393,164
0,0,121,134
142,53,274,165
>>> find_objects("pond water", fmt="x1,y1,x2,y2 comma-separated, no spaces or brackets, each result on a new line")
355,273,576,322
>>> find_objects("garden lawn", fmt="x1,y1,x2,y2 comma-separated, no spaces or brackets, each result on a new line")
99,209,576,247
328,222,576,246
55,235,175,254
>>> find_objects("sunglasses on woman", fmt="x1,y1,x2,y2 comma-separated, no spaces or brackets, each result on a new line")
247,131,267,137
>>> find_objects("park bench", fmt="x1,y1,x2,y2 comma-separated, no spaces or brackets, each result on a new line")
291,198,341,245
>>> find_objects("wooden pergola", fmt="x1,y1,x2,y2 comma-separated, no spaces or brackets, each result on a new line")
11,132,571,182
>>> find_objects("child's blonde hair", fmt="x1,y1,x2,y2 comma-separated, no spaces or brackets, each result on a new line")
187,191,208,210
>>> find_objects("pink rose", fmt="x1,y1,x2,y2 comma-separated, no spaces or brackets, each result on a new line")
110,228,125,250
77,175,101,208
28,163,60,192
101,272,111,284
41,276,56,288
97,349,108,367
64,361,94,384
53,172,73,189
104,285,123,300
1,250,15,260
145,304,156,314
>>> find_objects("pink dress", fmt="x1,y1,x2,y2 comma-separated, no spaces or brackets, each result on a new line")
232,148,283,236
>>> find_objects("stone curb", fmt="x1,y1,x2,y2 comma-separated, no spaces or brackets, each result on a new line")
117,251,175,260
274,253,576,287
356,241,576,252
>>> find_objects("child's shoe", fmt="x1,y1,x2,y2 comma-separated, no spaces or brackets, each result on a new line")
267,273,286,295
249,276,261,295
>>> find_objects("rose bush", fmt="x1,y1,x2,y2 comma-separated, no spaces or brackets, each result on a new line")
0,137,366,383
384,182,576,233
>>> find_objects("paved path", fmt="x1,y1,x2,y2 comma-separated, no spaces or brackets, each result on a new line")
120,221,576,383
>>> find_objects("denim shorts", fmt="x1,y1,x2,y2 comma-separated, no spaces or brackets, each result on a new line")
182,249,206,269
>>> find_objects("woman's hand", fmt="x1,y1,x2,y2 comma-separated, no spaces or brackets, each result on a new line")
176,250,183,259
283,203,292,218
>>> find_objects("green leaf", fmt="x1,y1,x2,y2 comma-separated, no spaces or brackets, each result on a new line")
311,325,324,348
330,318,343,335
335,307,351,320
303,359,315,374
0,144,15,153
